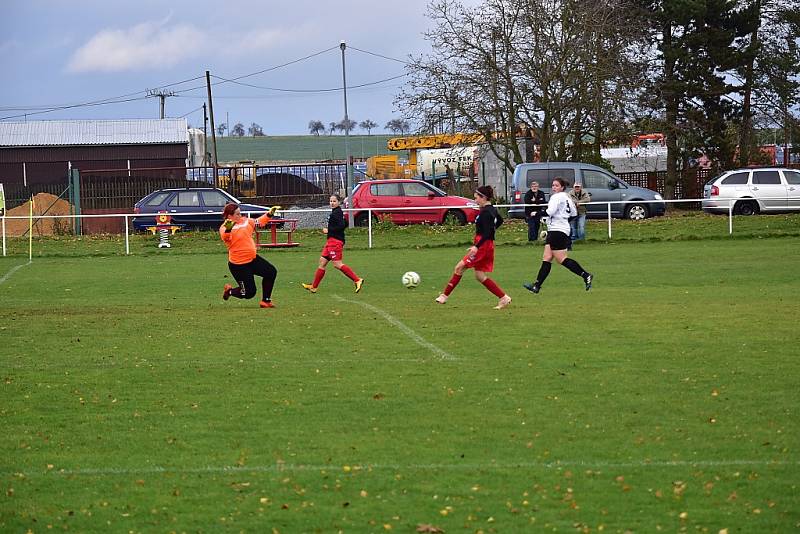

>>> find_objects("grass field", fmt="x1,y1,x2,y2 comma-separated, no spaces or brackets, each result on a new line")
1,216,799,532
216,135,403,164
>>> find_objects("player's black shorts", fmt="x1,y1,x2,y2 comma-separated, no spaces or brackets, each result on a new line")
545,231,571,251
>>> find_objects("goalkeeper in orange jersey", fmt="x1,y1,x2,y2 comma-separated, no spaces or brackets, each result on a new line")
220,203,280,308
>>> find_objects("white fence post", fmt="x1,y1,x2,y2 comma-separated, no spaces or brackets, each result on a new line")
607,203,612,239
728,199,733,235
124,215,130,255
367,208,373,249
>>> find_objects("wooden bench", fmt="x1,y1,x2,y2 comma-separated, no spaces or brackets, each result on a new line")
255,219,300,248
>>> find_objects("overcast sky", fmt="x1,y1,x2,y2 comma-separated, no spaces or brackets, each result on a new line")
0,0,454,135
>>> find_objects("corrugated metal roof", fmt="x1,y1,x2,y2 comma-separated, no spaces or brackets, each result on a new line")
0,119,188,147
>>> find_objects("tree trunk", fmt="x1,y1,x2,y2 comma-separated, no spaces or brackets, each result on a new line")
663,22,679,201
738,0,761,168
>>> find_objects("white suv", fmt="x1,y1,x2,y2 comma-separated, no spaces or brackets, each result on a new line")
702,167,800,215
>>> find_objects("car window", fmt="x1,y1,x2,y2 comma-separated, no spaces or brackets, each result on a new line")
752,171,781,185
721,172,748,185
201,190,229,207
145,192,171,207
525,169,549,188
549,169,575,186
370,183,402,196
582,170,611,189
169,191,201,207
403,182,435,197
782,170,800,185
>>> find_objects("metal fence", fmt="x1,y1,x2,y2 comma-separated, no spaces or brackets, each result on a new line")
0,198,767,257
4,165,787,217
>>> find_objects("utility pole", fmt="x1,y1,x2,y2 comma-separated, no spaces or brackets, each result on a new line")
205,71,219,176
147,89,176,119
340,41,353,198
203,103,208,166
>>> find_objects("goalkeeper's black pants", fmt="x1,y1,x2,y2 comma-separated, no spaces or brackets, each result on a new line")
228,255,277,301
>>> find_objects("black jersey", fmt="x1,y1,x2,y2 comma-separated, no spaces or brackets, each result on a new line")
327,206,347,243
474,204,503,248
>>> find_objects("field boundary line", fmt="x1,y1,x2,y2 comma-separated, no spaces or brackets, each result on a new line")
14,459,799,477
0,261,31,285
333,294,457,361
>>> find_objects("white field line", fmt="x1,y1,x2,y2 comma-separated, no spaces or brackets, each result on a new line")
333,294,456,361
0,261,30,285
17,459,800,477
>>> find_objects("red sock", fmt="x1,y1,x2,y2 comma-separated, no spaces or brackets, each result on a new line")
443,273,462,296
481,278,505,298
338,264,359,282
312,268,326,288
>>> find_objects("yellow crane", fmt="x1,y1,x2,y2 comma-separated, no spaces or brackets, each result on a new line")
366,133,486,179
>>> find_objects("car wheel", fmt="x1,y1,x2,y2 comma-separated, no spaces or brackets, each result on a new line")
354,212,377,227
625,203,649,220
443,209,467,226
734,200,759,216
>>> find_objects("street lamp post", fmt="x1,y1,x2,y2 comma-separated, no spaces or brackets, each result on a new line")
340,41,353,198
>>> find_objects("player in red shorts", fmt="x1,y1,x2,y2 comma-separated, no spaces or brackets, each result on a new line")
435,185,511,309
302,194,364,293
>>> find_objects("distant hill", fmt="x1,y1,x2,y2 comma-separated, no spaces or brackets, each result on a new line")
215,134,406,164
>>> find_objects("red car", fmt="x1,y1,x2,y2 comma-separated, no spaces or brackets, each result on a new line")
344,179,479,226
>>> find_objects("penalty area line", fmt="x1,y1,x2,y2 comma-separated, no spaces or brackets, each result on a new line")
0,261,31,285
17,458,800,477
333,294,457,361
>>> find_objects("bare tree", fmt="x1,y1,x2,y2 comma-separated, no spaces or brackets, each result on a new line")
231,122,245,137
308,120,325,136
359,119,378,134
337,118,358,133
329,122,338,135
396,0,646,172
216,123,227,137
385,119,410,135
248,122,264,136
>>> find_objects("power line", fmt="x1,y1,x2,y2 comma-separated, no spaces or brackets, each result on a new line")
0,44,402,121
208,73,407,93
348,45,412,65
0,96,152,121
0,75,206,121
178,105,204,118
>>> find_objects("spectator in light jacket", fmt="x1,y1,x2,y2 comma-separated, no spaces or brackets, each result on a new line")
568,183,591,241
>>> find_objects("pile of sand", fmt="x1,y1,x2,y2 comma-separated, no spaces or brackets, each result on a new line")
3,193,75,237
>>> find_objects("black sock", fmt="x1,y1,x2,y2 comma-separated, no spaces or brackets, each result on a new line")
535,261,552,285
562,258,587,278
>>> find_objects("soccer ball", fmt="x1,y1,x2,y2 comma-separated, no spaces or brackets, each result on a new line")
539,230,548,240
401,271,421,289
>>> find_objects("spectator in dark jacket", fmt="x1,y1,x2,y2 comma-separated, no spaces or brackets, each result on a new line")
524,181,547,241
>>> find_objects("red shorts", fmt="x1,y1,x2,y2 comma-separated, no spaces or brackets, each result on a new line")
321,237,344,261
462,236,494,272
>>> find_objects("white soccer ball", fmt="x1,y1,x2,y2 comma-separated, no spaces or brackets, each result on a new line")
539,230,548,240
401,271,421,289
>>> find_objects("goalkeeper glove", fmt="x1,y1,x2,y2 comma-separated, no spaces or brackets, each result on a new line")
223,219,234,232
267,205,281,217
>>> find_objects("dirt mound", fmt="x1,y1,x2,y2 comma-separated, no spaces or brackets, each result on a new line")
4,193,74,236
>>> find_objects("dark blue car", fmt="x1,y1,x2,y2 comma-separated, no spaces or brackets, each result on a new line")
132,187,272,231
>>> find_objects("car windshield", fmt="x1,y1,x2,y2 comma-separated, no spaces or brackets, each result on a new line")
424,183,447,195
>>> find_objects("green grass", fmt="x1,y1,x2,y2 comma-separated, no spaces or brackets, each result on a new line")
216,135,405,164
1,217,799,532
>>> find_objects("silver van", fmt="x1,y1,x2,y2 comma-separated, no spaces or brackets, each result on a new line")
508,162,666,220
